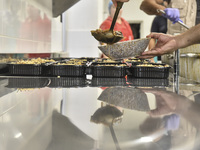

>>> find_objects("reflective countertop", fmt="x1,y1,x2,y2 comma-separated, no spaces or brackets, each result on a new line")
0,74,200,150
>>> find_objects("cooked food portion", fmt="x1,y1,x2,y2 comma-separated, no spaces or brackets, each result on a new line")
96,64,126,66
123,58,142,62
91,28,123,44
0,57,20,63
93,58,120,63
91,29,123,39
90,105,123,126
56,59,85,65
12,58,55,64
56,62,83,65
17,88,35,91
136,63,170,67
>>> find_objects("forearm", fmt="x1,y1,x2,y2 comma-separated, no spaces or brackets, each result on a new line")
112,0,129,6
140,0,165,15
175,24,200,49
175,97,200,129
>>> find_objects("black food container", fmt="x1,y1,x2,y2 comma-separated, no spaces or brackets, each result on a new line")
91,63,127,78
8,64,42,76
128,63,170,79
6,77,50,88
50,64,86,77
0,63,9,74
48,77,86,88
90,77,127,87
127,77,169,87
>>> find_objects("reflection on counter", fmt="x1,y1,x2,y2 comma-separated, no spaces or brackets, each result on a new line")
0,65,200,149
98,87,150,112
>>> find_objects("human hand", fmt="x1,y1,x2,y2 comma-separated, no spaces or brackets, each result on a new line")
138,33,178,59
163,8,182,24
142,89,186,117
112,0,129,6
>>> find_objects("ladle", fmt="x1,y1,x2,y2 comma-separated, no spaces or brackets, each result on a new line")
91,2,124,44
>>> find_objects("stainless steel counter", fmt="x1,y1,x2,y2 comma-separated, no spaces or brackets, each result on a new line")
0,74,200,150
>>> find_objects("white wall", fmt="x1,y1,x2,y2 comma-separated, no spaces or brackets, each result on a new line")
65,0,103,57
0,0,62,54
122,0,155,38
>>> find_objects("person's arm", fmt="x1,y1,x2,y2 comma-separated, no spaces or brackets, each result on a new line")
175,23,200,49
144,90,200,130
140,0,165,15
140,0,181,24
138,24,200,59
112,0,129,6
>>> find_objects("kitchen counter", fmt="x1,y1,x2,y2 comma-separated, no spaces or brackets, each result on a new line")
0,73,200,150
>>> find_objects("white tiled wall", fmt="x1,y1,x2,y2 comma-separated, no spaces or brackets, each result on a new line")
0,0,3,35
65,0,103,57
0,0,62,54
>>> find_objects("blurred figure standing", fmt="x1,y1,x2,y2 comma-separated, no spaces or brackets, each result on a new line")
99,0,134,58
100,0,134,42
19,4,51,58
149,0,170,62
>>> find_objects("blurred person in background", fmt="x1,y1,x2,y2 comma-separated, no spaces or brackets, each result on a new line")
100,0,134,58
19,4,51,58
100,0,134,42
148,0,170,62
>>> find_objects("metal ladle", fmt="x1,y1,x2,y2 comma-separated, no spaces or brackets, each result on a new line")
91,2,124,44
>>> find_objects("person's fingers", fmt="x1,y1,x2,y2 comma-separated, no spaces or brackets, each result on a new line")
112,0,117,6
148,109,162,117
142,49,165,56
137,55,155,59
146,33,163,40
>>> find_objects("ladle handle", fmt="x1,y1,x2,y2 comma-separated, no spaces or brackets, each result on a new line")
157,9,189,30
110,2,124,31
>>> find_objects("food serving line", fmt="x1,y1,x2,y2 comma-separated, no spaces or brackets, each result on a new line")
1,52,200,150
0,56,172,88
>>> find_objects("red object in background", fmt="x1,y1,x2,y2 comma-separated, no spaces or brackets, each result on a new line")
28,53,51,58
101,87,108,90
19,5,51,57
100,16,134,41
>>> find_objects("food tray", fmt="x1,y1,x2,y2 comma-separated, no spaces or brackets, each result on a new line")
41,64,51,76
128,63,170,79
0,63,9,74
8,64,42,76
91,63,127,78
6,77,50,88
50,64,86,77
90,77,127,87
48,77,86,88
127,77,169,87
